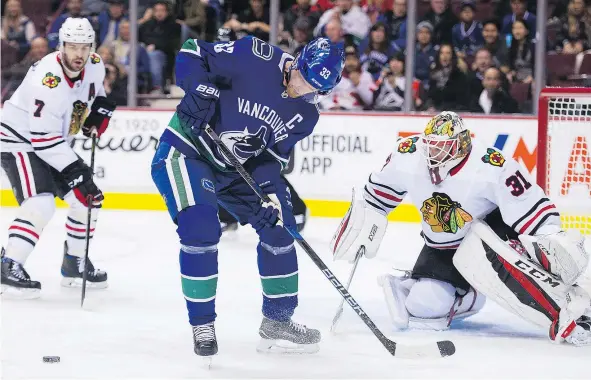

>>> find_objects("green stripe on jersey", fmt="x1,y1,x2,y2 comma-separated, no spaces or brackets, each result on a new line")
181,275,218,302
170,149,189,209
261,272,298,298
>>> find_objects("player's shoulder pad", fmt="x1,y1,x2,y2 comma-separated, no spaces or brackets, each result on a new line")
479,146,507,169
31,52,65,91
396,134,421,155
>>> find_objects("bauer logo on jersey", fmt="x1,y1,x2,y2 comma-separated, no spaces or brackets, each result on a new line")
218,126,268,164
90,53,101,64
398,136,418,154
481,148,505,167
42,72,61,89
420,192,473,234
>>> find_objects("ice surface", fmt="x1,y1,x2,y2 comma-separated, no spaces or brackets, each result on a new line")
1,209,590,379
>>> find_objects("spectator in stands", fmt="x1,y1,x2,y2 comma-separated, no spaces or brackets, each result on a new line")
175,0,207,41
415,21,437,83
1,0,36,60
501,0,536,36
482,19,510,73
83,0,107,16
555,0,590,53
324,18,346,49
314,0,372,43
421,0,457,45
380,0,406,50
426,43,469,111
467,48,494,97
360,0,392,25
359,22,398,81
290,17,313,55
319,45,374,110
98,0,128,47
47,0,84,50
372,51,409,111
2,36,48,100
104,61,128,105
316,0,336,12
139,1,180,92
224,0,271,42
282,0,322,39
110,20,152,93
507,19,535,84
452,1,484,58
470,67,519,114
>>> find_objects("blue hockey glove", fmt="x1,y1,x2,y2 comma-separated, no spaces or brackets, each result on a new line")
176,83,219,135
248,195,283,232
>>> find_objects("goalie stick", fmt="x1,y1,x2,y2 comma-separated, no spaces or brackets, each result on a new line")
330,246,364,333
204,125,456,359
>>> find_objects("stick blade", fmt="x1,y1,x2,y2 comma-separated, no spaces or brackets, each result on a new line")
391,339,456,359
330,307,344,333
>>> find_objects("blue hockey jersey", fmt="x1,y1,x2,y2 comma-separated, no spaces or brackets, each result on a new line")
159,36,320,177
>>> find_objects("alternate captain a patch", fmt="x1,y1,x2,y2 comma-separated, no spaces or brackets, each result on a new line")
42,72,61,89
398,136,419,154
481,148,505,167
420,192,473,234
90,53,101,64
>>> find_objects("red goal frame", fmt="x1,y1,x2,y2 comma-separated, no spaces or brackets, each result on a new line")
537,87,591,193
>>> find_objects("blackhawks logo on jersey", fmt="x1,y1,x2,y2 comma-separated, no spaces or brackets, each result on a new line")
420,192,473,234
481,148,505,167
42,72,61,89
69,100,88,135
90,53,101,64
398,136,419,154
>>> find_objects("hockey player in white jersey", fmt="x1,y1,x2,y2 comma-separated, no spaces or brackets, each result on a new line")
0,18,116,298
331,111,591,346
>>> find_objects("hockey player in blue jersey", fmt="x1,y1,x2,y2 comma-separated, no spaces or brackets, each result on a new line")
151,35,344,357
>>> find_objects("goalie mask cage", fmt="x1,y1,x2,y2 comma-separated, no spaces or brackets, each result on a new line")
538,87,591,235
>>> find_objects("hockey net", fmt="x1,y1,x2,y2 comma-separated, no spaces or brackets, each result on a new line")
538,87,591,236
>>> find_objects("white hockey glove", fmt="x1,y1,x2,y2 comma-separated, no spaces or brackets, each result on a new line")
519,229,589,286
330,187,388,262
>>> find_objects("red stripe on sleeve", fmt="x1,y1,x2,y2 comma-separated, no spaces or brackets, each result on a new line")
373,188,402,203
518,205,557,234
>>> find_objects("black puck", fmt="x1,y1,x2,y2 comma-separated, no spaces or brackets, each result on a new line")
43,356,60,363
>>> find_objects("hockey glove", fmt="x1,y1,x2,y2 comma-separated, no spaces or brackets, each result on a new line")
82,96,116,137
177,84,219,136
248,194,283,232
61,160,104,208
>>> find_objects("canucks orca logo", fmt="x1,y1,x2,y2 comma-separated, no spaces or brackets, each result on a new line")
218,126,268,164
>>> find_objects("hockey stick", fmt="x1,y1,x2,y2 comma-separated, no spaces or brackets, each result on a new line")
330,246,363,333
204,125,455,359
81,131,97,307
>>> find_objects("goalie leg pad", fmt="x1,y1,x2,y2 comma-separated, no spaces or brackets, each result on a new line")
454,220,591,343
377,274,415,329
519,230,589,286
330,187,387,262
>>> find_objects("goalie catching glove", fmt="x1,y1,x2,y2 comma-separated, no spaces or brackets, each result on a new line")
330,187,388,262
82,96,116,137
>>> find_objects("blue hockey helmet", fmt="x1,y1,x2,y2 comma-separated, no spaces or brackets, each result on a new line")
291,37,344,102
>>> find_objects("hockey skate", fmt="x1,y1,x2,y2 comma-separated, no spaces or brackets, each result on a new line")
60,242,107,288
193,322,218,369
257,317,321,354
1,248,41,299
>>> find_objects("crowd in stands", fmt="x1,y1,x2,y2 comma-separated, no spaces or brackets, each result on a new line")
1,0,590,114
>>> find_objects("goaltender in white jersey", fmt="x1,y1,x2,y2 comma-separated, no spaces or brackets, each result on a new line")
331,111,591,346
1,18,116,298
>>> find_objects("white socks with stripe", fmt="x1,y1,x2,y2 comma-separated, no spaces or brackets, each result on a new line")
5,194,55,264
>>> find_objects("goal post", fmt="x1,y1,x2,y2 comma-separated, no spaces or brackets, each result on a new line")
538,87,591,235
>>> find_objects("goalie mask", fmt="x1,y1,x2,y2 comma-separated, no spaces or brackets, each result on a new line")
421,111,472,184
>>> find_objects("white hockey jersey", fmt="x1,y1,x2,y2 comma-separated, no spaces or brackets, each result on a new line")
1,51,106,172
365,135,561,250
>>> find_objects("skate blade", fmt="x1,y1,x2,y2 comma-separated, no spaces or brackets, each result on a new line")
60,277,108,289
1,284,41,299
201,356,214,370
256,338,319,354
